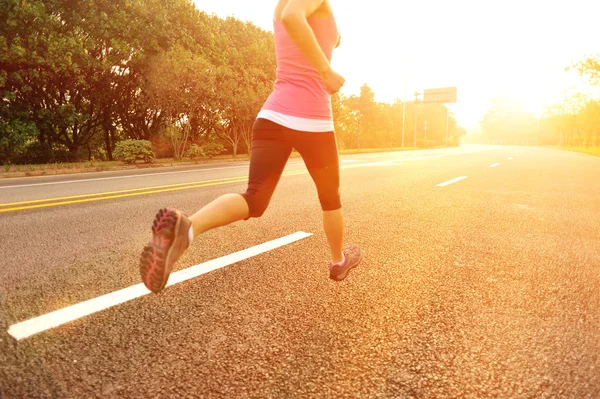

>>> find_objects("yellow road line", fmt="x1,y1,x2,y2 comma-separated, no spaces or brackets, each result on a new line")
0,170,308,213
0,175,252,207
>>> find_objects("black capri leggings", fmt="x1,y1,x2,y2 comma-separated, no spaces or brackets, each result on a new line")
241,118,341,218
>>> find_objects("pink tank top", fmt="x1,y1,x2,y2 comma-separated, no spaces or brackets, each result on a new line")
260,14,339,129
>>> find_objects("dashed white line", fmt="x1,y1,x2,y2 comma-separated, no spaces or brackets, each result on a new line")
340,160,399,169
508,157,514,160
489,163,501,168
437,176,468,187
406,156,438,161
341,147,498,170
2,147,498,190
7,231,313,341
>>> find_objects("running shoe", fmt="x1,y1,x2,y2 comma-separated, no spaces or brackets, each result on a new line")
329,244,361,281
139,208,192,293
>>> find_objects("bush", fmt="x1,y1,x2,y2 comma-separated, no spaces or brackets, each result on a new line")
184,144,204,160
150,135,174,159
201,142,225,158
113,140,155,164
416,139,438,148
95,147,108,161
447,137,459,147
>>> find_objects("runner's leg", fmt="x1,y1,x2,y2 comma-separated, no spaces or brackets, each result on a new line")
287,129,344,264
323,209,345,264
189,118,292,237
189,194,249,237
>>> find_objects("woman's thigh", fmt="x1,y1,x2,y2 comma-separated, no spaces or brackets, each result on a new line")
286,130,341,210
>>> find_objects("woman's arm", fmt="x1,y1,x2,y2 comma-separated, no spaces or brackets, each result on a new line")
281,0,331,74
281,0,345,93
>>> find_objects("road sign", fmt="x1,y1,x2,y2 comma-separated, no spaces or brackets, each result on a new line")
423,87,457,103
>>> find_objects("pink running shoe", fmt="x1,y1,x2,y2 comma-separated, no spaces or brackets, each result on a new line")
139,208,192,293
329,244,361,281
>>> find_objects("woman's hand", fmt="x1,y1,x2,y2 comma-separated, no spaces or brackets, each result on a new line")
320,67,345,94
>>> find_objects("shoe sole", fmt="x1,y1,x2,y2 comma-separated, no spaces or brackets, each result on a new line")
140,208,187,293
330,257,361,281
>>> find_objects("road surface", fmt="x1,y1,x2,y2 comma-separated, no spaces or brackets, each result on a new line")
1,145,598,398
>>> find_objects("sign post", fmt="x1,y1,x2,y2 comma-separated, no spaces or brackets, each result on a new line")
413,91,420,148
401,85,406,148
423,87,457,146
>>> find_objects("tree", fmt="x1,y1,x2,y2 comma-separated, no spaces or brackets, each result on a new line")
355,84,376,149
145,46,217,157
389,99,405,148
545,94,600,148
373,102,393,148
332,93,360,149
0,0,199,162
581,100,600,147
481,98,537,145
1,0,101,161
572,54,600,86
212,17,275,156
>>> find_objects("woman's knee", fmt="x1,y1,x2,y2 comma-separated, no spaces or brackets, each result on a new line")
241,192,271,218
318,189,341,211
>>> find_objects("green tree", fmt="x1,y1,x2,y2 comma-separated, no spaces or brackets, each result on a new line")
212,17,275,156
145,46,217,157
373,102,393,148
388,99,405,148
1,0,101,161
572,54,600,86
481,98,537,145
581,100,600,147
332,93,360,149
356,84,376,149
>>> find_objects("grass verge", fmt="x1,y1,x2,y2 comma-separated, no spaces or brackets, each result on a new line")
1,146,437,179
559,146,600,158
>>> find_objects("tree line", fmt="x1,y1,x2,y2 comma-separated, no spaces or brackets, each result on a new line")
0,0,276,164
333,85,464,150
480,55,600,147
1,0,465,165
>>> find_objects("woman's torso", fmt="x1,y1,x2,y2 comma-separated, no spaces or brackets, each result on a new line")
258,0,339,132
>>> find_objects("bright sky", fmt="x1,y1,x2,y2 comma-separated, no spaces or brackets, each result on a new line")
192,0,599,133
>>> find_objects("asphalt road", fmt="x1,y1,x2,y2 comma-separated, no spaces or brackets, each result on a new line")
0,145,598,398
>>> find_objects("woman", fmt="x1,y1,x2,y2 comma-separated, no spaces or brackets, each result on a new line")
140,0,361,294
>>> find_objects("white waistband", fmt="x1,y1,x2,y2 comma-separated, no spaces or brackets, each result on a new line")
257,110,334,132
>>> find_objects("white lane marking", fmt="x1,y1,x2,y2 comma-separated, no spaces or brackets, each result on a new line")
508,157,514,160
437,176,468,187
7,231,312,341
0,165,249,189
340,147,496,170
340,160,397,169
0,161,306,190
489,163,501,168
406,156,440,161
2,147,497,191
1,146,497,191
1,147,496,189
366,161,398,167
